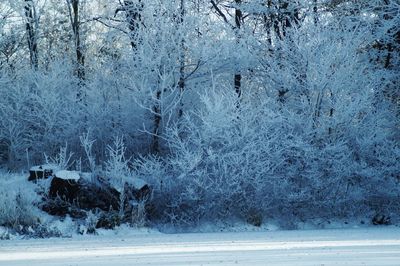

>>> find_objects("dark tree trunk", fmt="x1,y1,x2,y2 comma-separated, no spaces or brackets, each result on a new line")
210,0,244,99
178,0,185,117
234,0,242,100
152,90,162,154
263,0,273,45
71,0,85,82
313,0,319,25
67,0,86,103
25,0,38,70
123,0,143,51
234,74,242,98
384,43,393,69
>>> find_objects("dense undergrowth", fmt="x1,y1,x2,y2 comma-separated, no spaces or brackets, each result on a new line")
0,1,399,235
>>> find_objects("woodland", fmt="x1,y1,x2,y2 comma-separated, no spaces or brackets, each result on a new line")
0,0,399,233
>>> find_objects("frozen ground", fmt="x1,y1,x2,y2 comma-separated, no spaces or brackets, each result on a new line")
1,227,400,265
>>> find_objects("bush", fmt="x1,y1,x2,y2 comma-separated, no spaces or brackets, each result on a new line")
137,79,400,228
0,171,41,231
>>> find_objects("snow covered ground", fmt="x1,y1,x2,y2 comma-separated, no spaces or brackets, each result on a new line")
1,227,400,265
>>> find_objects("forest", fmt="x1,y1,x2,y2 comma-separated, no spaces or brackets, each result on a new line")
0,0,399,236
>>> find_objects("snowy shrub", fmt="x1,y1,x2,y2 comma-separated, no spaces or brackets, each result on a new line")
128,200,147,228
0,171,41,231
104,137,132,217
0,59,159,170
103,137,150,227
46,144,74,171
79,132,97,175
85,210,100,235
105,137,132,192
0,64,81,169
140,61,400,227
0,227,11,240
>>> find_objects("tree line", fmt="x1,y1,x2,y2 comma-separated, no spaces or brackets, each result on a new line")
0,0,399,226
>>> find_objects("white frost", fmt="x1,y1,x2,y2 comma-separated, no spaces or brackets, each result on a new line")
131,177,147,190
55,170,80,181
30,164,59,172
